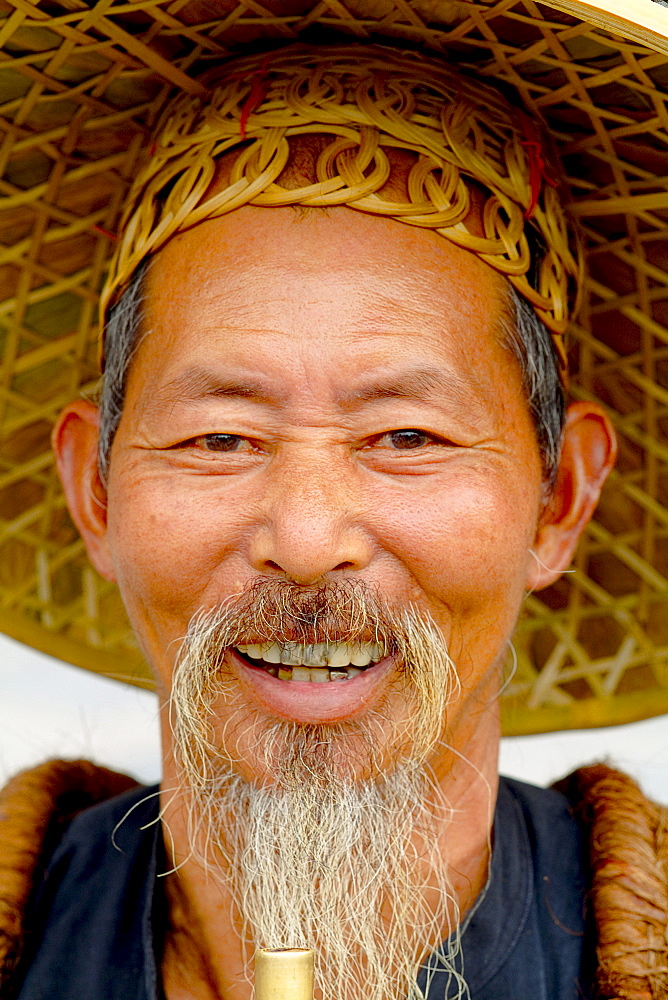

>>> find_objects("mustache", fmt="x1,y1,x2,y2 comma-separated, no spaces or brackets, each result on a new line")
173,577,459,776
189,578,401,650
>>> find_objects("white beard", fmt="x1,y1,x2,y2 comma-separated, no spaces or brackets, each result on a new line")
169,581,469,1000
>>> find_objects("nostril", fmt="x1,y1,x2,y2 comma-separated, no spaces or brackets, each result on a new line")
249,523,374,580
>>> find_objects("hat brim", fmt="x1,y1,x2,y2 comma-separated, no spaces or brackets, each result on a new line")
1,0,668,734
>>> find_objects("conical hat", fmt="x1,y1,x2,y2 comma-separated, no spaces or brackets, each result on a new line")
1,0,667,736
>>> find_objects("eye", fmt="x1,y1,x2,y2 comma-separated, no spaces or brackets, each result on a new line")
193,433,250,452
380,429,434,450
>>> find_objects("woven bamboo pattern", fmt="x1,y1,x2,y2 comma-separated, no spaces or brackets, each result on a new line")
103,46,580,356
0,0,667,733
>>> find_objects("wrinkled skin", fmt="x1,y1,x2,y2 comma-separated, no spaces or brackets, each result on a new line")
54,206,616,999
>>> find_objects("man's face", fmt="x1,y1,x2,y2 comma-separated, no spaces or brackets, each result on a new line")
103,204,544,780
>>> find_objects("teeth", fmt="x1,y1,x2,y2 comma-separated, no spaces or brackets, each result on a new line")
327,643,353,668
264,643,282,664
291,667,331,683
281,644,302,666
350,647,372,667
234,639,386,681
244,644,267,660
304,643,327,667
285,665,363,683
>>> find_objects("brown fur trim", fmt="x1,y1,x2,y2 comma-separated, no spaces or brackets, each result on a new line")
556,765,668,999
0,759,137,995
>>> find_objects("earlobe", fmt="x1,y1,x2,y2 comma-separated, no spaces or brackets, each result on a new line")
526,401,617,591
51,399,117,583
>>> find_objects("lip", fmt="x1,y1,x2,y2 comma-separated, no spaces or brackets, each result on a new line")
227,646,394,724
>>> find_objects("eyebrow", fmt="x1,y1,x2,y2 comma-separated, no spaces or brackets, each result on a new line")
336,367,486,413
154,367,285,409
152,364,486,417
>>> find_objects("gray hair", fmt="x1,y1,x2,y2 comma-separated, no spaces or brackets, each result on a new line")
98,259,150,482
500,289,566,488
97,266,565,486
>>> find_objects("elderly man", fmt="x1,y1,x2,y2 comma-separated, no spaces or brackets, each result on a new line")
0,35,648,1000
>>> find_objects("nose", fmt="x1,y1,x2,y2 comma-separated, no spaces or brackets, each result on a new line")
247,456,373,584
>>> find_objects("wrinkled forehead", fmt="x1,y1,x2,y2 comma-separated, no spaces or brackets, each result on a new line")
135,201,516,407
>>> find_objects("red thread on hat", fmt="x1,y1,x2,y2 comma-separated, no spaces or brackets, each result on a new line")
519,118,557,220
238,55,273,139
92,224,118,242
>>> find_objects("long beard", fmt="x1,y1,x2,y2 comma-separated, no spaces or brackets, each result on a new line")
169,581,468,1000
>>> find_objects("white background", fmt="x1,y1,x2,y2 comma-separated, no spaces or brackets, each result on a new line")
2,632,667,799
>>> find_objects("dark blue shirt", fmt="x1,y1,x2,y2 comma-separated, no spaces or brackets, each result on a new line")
17,777,592,999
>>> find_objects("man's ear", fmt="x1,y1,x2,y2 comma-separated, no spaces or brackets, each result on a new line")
526,401,617,592
52,399,116,583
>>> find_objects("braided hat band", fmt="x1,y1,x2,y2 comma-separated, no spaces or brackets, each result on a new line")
101,44,583,376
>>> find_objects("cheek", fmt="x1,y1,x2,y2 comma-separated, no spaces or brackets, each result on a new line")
104,471,244,633
369,473,539,628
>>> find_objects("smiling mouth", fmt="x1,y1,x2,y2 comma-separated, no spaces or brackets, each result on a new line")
233,640,386,682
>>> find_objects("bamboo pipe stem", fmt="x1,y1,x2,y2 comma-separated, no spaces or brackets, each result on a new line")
254,948,314,1000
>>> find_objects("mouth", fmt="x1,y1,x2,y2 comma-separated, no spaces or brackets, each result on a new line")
233,640,386,682
228,640,393,723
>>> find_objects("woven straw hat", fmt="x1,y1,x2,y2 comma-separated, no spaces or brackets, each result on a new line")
2,0,668,737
